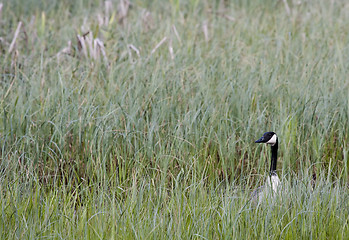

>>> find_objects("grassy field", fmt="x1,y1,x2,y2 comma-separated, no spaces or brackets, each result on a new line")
1,0,349,239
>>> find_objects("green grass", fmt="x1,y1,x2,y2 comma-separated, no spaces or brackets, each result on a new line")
1,0,349,239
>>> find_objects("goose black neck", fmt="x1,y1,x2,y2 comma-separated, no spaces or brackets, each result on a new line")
270,140,278,175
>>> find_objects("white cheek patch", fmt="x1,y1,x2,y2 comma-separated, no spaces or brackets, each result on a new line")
266,134,277,145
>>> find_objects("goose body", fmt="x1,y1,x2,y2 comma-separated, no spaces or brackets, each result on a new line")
252,132,281,203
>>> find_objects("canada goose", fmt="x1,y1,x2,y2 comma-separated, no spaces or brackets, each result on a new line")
252,132,281,203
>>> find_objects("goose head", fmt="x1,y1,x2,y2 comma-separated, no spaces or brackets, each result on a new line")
255,132,277,146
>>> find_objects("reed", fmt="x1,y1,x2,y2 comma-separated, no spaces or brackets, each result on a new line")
1,0,348,238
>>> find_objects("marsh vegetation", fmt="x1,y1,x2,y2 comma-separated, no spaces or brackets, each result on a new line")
1,0,349,238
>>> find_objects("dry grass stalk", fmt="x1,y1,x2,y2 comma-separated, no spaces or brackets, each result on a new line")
10,50,18,70
97,0,114,26
95,38,108,65
0,3,3,20
77,34,88,58
172,25,181,44
127,44,140,63
9,21,22,53
223,15,235,22
96,15,104,27
141,9,154,32
150,37,167,55
202,21,209,42
207,7,235,22
76,32,109,65
118,0,130,24
168,39,174,60
282,0,291,16
105,0,112,20
2,76,15,103
128,44,140,57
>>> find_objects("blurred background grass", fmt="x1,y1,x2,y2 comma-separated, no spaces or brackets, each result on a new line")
1,0,349,238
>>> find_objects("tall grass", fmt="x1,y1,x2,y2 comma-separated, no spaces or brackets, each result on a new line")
1,0,349,238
